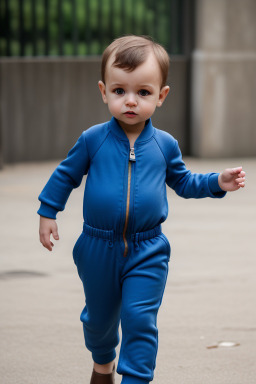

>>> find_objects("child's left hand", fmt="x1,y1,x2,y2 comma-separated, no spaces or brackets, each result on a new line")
218,166,246,192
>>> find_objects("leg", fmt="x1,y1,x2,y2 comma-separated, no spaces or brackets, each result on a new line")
74,234,123,365
117,236,169,383
94,359,115,374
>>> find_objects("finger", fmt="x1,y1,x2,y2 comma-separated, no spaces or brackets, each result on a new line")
43,242,52,251
52,231,59,240
238,171,246,177
235,177,245,184
230,166,243,175
41,235,53,251
238,182,245,188
45,241,52,251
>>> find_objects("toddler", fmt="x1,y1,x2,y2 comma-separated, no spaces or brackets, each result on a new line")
38,35,245,384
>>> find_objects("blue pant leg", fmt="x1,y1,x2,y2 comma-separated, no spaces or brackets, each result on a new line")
74,233,123,365
117,235,169,384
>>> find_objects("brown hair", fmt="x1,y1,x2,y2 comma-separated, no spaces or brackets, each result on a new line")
101,35,170,89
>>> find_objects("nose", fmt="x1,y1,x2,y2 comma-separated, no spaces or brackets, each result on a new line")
125,93,137,107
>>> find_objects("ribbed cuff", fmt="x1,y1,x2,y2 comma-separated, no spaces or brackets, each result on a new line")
92,350,116,365
121,375,149,384
37,202,58,219
208,173,223,193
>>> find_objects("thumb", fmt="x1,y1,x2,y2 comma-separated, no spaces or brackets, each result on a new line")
52,230,59,240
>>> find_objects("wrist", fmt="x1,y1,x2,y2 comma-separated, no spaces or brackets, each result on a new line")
218,173,224,190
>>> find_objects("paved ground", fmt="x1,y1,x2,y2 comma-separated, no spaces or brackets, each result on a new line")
0,157,255,384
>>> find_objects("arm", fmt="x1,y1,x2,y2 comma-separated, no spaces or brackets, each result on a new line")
37,131,90,219
37,132,90,251
166,140,246,197
166,140,226,198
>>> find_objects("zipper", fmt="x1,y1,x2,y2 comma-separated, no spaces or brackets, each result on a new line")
122,147,136,257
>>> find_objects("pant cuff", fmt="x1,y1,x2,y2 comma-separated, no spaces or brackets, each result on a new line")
121,375,150,384
92,350,116,365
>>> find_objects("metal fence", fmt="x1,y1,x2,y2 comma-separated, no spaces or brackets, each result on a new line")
0,0,192,57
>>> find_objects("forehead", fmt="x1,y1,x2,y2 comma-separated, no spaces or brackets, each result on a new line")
105,51,162,86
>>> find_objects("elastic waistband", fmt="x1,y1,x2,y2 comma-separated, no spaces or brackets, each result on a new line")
83,223,162,243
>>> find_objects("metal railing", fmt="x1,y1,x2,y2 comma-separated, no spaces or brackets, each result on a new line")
0,0,192,57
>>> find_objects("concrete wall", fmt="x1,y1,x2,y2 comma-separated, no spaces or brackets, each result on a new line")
191,0,256,157
0,56,189,166
1,1,255,166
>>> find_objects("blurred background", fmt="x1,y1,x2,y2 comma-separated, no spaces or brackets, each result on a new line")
0,2,255,383
0,0,255,169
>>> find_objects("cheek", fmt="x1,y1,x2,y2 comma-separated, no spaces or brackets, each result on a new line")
107,98,122,114
140,100,158,115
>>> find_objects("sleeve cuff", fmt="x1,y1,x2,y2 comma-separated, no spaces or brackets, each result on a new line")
208,173,226,197
37,202,59,219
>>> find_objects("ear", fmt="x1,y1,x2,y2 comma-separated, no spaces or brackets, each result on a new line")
157,86,170,107
98,81,108,104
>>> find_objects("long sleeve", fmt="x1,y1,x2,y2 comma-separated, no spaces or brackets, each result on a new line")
37,131,90,219
166,139,226,199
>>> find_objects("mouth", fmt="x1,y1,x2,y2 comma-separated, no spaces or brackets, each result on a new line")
124,111,137,117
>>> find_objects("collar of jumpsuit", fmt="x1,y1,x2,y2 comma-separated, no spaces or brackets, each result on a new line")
109,116,154,144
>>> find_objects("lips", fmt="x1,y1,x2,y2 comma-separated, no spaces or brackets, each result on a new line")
124,111,137,116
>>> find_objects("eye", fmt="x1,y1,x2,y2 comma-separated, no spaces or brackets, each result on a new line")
114,88,125,95
139,89,150,96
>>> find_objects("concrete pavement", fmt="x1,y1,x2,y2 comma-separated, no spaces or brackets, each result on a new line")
0,157,255,384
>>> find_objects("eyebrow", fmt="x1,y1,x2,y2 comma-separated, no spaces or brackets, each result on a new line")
110,83,126,87
110,83,154,89
139,84,154,89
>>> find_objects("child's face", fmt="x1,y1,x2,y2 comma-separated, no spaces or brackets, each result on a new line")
98,52,170,133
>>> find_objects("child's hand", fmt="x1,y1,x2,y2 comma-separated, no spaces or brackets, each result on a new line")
218,166,246,192
39,216,59,251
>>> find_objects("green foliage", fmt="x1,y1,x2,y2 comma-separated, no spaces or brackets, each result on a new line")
0,0,182,57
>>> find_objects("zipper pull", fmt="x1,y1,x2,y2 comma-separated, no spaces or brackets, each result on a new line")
129,147,136,162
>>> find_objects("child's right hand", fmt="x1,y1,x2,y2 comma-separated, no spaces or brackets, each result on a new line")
39,216,59,251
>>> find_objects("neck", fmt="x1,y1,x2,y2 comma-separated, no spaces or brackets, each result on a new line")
117,120,146,135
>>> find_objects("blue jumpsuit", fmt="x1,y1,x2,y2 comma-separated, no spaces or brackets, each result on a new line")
37,117,226,384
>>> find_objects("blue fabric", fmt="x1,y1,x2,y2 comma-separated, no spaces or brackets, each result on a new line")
73,224,169,383
122,376,149,384
37,117,227,382
37,117,226,223
208,173,225,194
